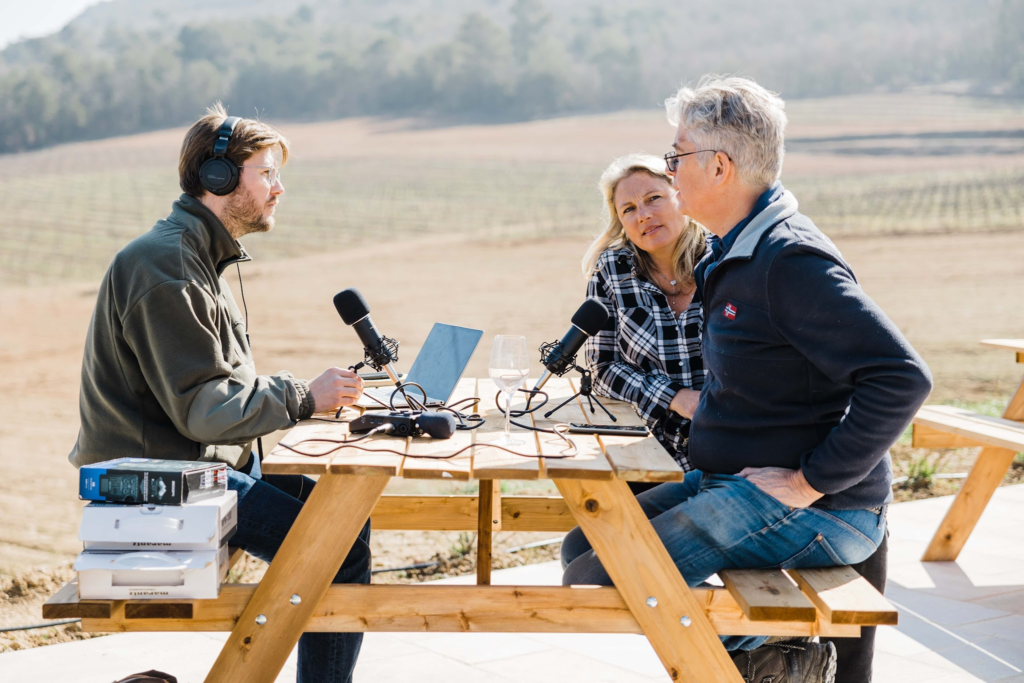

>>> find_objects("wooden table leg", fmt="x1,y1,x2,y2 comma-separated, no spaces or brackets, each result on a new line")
923,378,1024,562
555,478,742,682
922,446,1018,561
477,479,501,585
204,472,389,683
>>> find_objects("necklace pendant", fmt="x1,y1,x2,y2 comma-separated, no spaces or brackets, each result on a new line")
670,280,677,286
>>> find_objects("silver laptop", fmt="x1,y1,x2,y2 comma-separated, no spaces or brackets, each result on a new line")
359,323,483,409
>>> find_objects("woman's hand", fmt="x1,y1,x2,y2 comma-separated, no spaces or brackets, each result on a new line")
669,388,701,419
737,467,823,508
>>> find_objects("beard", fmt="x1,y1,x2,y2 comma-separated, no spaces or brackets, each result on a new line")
224,189,274,237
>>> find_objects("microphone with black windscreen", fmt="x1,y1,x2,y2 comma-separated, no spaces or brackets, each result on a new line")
333,288,402,385
532,298,610,394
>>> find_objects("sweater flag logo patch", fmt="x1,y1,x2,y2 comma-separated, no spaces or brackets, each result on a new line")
723,303,737,320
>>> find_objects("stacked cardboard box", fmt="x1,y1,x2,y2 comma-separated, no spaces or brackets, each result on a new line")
75,459,237,600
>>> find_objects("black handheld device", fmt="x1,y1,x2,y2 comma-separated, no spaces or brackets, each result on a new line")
349,411,457,439
566,423,649,437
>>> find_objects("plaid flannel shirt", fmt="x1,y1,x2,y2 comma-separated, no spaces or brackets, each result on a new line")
584,247,707,470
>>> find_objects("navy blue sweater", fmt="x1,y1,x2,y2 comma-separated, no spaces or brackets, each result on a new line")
691,185,933,510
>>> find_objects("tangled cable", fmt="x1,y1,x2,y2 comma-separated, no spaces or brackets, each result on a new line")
278,386,579,459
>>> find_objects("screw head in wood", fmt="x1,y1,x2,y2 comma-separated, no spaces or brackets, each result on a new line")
680,615,692,627
255,614,267,625
646,596,658,608
290,594,302,605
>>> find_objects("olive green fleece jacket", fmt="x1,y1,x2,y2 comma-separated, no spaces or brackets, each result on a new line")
69,194,316,469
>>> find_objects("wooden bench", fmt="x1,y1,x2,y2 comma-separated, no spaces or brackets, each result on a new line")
47,378,898,682
45,547,896,638
911,339,1024,561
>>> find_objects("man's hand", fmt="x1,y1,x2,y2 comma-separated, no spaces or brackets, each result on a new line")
308,367,364,412
737,467,823,509
669,388,701,419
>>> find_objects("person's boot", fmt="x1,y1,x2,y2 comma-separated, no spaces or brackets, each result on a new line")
730,639,837,683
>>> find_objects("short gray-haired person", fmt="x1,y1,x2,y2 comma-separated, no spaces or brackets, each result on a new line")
560,76,932,683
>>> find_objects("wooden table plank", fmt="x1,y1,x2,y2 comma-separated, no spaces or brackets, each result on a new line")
268,413,404,477
269,410,406,477
264,413,346,475
371,495,478,530
325,417,407,477
401,378,477,480
42,579,113,620
590,390,684,482
912,424,988,449
367,495,579,532
535,377,613,480
501,496,577,532
78,584,862,637
788,567,898,626
472,379,542,480
719,569,817,622
981,338,1024,362
914,405,1024,451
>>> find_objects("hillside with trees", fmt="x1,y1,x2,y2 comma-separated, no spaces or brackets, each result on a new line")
0,0,1021,154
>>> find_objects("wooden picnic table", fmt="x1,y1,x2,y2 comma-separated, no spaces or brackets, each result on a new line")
912,339,1024,561
46,377,898,683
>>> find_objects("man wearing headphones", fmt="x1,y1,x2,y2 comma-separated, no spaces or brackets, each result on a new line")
69,104,368,682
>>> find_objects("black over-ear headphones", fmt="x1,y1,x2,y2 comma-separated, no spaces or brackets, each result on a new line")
199,116,242,196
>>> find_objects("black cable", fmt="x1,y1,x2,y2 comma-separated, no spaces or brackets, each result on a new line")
492,388,579,452
285,420,396,439
388,381,428,412
0,619,80,633
275,420,578,459
235,263,249,333
371,561,440,575
289,386,577,457
438,399,485,431
234,263,265,465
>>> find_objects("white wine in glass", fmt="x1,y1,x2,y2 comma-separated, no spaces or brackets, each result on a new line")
488,335,529,446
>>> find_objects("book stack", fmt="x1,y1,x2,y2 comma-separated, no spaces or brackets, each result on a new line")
75,458,237,600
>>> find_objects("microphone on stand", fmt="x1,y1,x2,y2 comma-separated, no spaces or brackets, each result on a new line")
333,288,402,385
532,298,610,394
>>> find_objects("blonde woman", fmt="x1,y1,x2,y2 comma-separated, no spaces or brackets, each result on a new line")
581,153,710,477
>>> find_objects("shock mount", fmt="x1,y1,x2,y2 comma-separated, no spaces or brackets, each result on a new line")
535,340,616,421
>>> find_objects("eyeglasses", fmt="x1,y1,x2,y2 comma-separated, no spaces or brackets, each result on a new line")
663,150,722,172
239,165,281,185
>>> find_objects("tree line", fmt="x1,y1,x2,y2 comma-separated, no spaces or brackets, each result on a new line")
0,0,1020,155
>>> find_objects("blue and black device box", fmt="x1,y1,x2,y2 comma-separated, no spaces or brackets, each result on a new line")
79,458,228,505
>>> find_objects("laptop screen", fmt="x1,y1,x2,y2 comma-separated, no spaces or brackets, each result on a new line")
404,323,483,402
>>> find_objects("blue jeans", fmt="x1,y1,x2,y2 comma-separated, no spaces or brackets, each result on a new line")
560,470,886,651
228,456,370,683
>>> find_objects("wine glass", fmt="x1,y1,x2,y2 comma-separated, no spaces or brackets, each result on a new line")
488,335,530,446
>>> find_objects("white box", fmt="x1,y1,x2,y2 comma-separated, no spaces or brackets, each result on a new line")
74,545,230,600
80,490,237,551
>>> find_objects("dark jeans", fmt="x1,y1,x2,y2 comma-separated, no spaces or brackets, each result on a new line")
628,477,887,677
228,456,370,683
823,526,889,683
562,473,886,652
